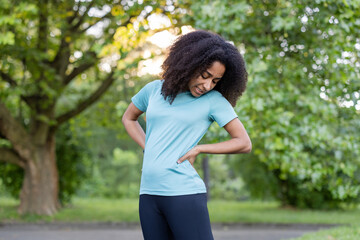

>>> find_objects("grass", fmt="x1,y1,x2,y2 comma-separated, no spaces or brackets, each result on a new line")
290,225,360,240
207,200,360,224
1,197,360,225
0,198,139,223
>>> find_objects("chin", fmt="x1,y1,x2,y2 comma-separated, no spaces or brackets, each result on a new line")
190,91,201,97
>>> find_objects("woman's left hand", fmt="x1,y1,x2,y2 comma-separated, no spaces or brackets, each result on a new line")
177,146,201,166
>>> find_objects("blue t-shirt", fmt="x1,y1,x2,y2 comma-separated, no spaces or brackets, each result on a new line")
131,80,237,196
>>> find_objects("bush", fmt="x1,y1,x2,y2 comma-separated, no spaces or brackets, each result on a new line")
79,148,142,198
56,123,91,204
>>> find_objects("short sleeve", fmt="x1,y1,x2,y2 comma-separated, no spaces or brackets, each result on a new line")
208,91,238,127
131,80,158,112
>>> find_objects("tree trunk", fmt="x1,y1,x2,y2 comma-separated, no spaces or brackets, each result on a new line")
18,134,60,215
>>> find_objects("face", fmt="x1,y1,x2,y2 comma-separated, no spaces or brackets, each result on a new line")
188,61,225,97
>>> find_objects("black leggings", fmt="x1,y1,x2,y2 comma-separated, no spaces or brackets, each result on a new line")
139,193,214,240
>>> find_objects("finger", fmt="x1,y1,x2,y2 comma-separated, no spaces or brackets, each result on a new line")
186,157,193,165
177,155,187,164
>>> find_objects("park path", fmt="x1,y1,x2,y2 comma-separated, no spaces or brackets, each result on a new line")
0,222,336,240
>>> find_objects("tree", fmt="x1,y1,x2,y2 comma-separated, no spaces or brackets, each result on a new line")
0,0,185,215
186,0,360,208
0,121,91,205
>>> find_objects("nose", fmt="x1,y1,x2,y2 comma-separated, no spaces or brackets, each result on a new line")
204,80,212,91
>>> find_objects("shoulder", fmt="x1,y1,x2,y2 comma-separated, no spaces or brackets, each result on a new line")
153,79,163,85
139,80,163,95
206,90,233,109
207,90,223,97
144,79,163,88
206,90,227,102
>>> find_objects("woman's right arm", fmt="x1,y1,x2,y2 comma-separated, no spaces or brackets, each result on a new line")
122,102,146,150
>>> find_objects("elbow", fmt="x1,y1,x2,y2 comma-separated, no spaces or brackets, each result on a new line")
122,114,129,126
244,140,252,153
240,138,252,154
121,115,126,125
122,113,138,127
233,137,252,154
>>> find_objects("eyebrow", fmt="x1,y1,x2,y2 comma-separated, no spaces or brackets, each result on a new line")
204,70,222,80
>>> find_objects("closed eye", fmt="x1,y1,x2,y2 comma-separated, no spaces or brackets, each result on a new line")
201,70,222,83
201,73,209,79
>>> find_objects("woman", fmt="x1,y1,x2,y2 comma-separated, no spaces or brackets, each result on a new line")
122,30,251,240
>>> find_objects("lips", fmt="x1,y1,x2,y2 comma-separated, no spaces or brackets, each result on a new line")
195,86,205,95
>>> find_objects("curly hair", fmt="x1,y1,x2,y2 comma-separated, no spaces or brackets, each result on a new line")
161,30,248,106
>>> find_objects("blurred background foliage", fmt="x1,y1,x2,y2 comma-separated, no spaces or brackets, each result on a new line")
1,0,359,210
188,0,360,208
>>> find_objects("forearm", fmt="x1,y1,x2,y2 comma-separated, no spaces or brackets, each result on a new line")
122,119,146,150
196,137,251,155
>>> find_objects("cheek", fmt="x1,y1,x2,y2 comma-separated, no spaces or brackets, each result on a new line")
189,78,200,86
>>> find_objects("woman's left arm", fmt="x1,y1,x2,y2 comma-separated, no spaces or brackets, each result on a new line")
177,118,251,165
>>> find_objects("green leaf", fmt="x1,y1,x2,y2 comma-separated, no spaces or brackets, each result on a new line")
0,32,15,45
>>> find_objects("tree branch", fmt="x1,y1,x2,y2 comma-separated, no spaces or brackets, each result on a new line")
0,147,25,168
0,101,34,162
70,0,95,32
55,71,115,126
51,38,70,71
79,12,113,34
37,0,49,52
0,69,38,110
53,1,96,67
0,70,17,86
64,52,97,86
66,0,82,25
